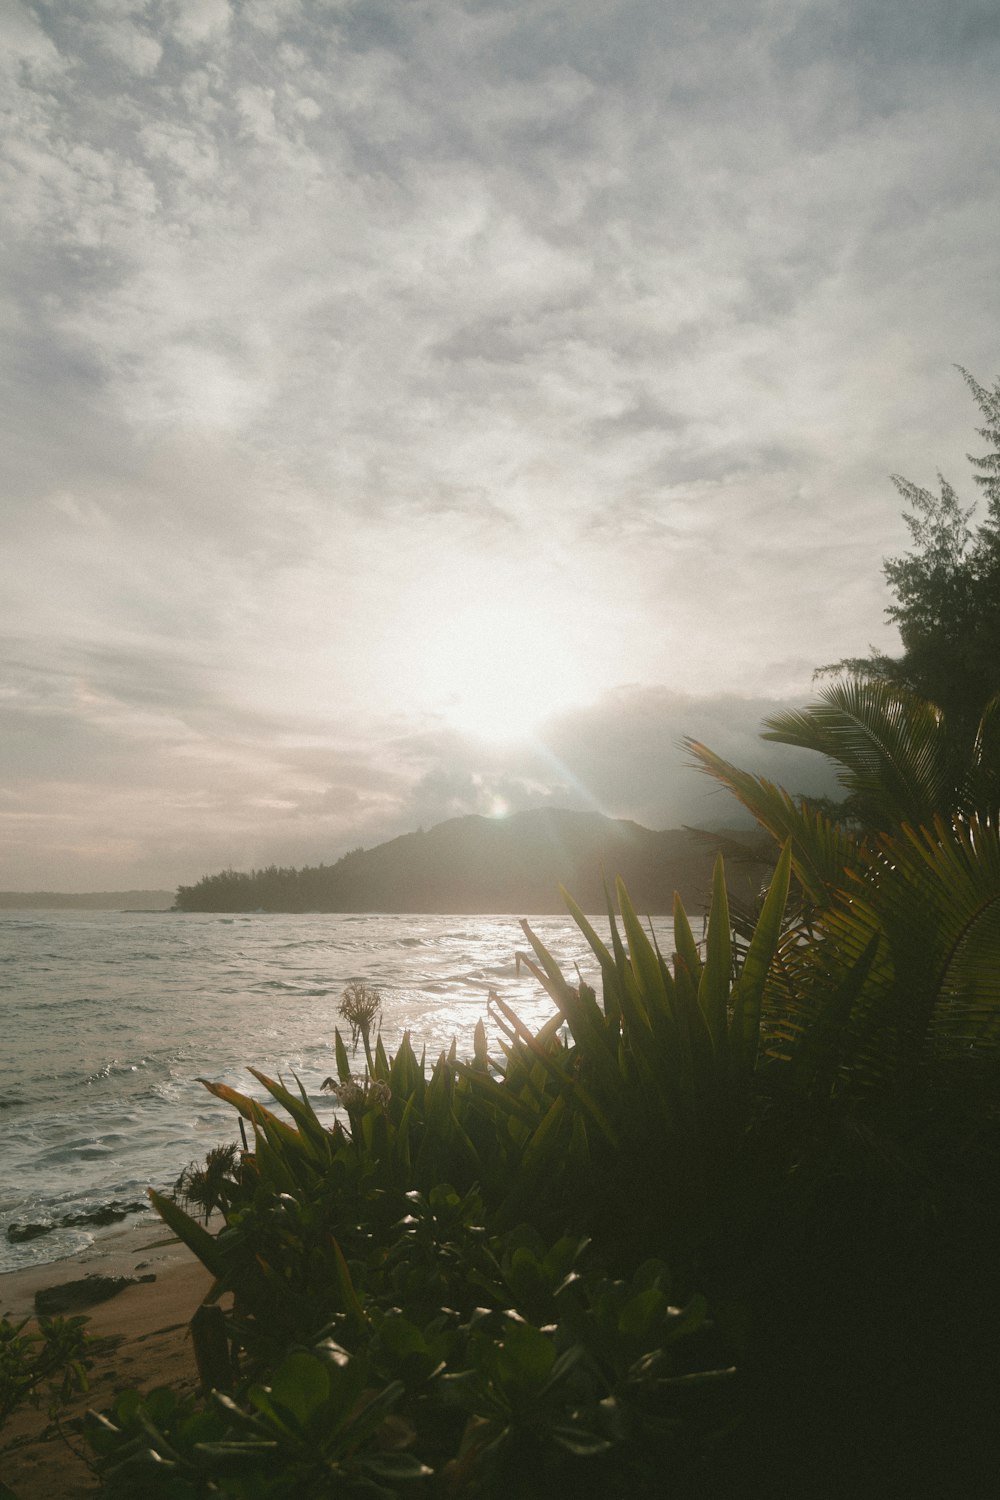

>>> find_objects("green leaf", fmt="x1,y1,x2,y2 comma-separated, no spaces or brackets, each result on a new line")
560,887,623,1026
359,1451,434,1481
497,1320,556,1391
148,1189,225,1278
332,1238,366,1330
194,1439,280,1459
660,1293,709,1344
617,1287,667,1339
390,1032,424,1105
517,923,578,1011
672,895,703,986
550,1424,614,1457
270,1352,330,1430
247,1069,330,1161
616,879,668,1028
247,1384,299,1439
334,1029,352,1085
698,856,731,1052
730,838,792,1070
452,1060,543,1127
372,1032,391,1081
517,928,622,1103
376,1314,428,1361
519,1093,568,1178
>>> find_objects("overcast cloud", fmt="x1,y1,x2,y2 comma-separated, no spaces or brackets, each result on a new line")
2,0,998,889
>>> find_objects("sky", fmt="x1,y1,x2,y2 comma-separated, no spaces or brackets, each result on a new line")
2,0,998,891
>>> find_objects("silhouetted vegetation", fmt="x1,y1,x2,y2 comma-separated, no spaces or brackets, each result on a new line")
821,367,1000,734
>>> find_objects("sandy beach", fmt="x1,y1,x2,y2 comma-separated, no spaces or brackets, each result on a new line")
1,1222,218,1498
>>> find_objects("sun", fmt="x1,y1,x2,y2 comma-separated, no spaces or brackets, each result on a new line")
419,602,588,742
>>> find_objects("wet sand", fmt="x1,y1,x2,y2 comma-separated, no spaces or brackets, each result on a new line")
1,1222,219,1498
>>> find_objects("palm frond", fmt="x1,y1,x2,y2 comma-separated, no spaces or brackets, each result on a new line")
761,678,954,830
684,738,858,905
859,815,1000,1066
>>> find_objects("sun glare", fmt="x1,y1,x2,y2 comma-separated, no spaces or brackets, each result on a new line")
420,603,588,742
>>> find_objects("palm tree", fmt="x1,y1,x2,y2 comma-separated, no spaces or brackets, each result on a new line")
685,677,1000,1093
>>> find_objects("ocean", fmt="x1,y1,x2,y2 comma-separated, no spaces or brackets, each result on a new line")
0,908,661,1274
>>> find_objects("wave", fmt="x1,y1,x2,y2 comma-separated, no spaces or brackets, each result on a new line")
250,980,335,995
84,1057,155,1085
3,909,606,1270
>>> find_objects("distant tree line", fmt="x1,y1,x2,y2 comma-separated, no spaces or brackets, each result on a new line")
174,850,366,912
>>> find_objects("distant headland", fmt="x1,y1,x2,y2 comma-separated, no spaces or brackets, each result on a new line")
174,807,767,915
0,890,175,911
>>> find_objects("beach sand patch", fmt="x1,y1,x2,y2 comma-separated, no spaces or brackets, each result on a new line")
1,1241,215,1499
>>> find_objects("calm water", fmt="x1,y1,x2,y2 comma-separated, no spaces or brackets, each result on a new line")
0,909,660,1273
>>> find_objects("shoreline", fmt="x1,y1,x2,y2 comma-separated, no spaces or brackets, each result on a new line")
1,1216,182,1321
1,1222,219,1498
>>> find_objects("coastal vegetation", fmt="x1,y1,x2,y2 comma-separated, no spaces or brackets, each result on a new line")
13,369,995,1496
1,1314,95,1444
83,782,1000,1492
818,366,1000,732
88,867,784,1496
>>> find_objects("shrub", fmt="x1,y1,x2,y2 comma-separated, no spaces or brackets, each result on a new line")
1,1313,95,1441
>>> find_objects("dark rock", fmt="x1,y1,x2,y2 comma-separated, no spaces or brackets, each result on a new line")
34,1274,142,1315
61,1200,149,1229
7,1222,51,1243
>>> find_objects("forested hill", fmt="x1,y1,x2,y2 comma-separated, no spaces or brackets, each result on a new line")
174,808,764,914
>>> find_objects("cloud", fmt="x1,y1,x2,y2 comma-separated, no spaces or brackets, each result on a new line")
1,1,997,885
0,622,836,890
0,1,65,81
92,17,163,77
169,0,232,50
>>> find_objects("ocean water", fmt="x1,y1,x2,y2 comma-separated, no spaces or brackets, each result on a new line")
0,908,665,1274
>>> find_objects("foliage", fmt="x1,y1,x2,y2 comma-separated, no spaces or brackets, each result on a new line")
173,854,367,913
86,1351,431,1499
85,1233,735,1499
681,671,1000,1491
174,1142,243,1223
688,675,1000,878
150,844,791,1344
686,680,1000,1098
1,1313,95,1440
483,846,793,1261
820,367,1000,730
86,865,813,1492
760,676,1000,829
87,823,1000,1492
